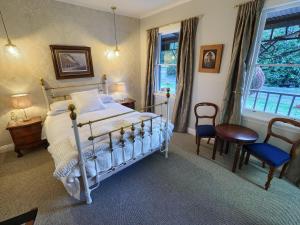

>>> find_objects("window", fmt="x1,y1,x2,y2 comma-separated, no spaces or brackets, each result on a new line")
245,5,300,119
155,31,179,94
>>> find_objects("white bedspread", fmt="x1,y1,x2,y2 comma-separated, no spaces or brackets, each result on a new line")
44,103,173,199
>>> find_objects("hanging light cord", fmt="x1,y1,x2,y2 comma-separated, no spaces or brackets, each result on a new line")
112,7,118,51
0,10,11,43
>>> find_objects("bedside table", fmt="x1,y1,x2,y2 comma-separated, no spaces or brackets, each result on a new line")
6,116,46,157
117,98,136,110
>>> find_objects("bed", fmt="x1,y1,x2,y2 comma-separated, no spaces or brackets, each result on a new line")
40,76,173,204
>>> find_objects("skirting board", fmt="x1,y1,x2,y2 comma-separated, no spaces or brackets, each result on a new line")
187,127,196,136
0,143,14,154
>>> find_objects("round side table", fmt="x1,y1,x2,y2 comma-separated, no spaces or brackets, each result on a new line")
212,124,258,172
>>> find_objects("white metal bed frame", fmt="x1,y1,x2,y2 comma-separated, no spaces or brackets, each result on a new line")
40,76,171,204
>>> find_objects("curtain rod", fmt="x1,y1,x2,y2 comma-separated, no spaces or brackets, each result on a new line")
146,14,203,31
234,0,255,8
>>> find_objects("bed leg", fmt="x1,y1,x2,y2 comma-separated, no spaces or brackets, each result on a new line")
69,104,92,204
165,146,169,159
165,88,170,159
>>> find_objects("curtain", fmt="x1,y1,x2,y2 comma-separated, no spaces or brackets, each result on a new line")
144,28,159,111
172,17,199,132
220,0,265,124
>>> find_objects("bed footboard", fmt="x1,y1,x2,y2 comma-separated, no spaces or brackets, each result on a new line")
69,89,171,204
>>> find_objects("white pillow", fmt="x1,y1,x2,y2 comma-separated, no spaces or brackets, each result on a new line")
99,94,114,103
50,100,72,114
70,89,106,114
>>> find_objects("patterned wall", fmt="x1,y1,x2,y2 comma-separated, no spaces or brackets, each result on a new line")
0,0,141,146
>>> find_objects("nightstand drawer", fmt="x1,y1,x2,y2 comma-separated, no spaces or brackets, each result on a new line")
10,124,42,138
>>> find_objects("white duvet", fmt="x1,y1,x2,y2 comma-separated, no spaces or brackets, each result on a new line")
44,103,173,198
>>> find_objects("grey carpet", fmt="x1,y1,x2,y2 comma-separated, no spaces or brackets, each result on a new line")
0,133,299,225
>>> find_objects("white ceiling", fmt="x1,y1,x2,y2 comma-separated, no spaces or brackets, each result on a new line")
55,0,192,18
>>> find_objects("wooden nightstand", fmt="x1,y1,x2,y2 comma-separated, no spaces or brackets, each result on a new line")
118,98,136,110
6,116,46,157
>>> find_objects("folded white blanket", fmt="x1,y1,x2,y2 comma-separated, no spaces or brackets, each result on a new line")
48,112,173,178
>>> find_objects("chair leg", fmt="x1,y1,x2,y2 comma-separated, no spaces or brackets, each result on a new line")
196,135,198,144
265,167,275,190
207,138,211,144
239,148,246,170
245,152,250,165
197,138,201,155
279,163,289,179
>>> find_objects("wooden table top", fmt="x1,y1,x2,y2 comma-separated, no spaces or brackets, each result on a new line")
7,116,42,129
215,124,258,143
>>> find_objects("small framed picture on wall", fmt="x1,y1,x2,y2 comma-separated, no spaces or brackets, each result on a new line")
50,45,94,80
199,44,223,73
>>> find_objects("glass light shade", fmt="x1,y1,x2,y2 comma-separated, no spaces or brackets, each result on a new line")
105,48,120,59
5,43,19,57
11,94,32,109
111,82,126,93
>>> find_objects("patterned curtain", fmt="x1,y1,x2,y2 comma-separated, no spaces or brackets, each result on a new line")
220,0,265,124
144,28,159,111
172,17,199,132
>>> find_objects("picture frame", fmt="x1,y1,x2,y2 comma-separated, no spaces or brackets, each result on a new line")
199,44,224,73
50,45,94,80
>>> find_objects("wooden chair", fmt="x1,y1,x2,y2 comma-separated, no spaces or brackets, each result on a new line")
194,102,218,155
240,118,300,190
0,208,38,225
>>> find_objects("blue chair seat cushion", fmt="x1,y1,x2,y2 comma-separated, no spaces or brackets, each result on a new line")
245,143,290,167
196,125,215,137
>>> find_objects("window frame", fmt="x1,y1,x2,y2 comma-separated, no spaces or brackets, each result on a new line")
243,2,300,121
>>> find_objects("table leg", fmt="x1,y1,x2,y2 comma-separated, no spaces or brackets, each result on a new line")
219,139,225,156
225,141,229,154
212,136,219,160
239,148,246,170
232,144,242,173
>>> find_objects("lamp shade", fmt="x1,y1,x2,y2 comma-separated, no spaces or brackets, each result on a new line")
111,82,127,93
11,94,32,109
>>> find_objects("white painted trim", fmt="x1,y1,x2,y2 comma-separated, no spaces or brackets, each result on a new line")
0,143,14,154
242,112,300,134
187,127,196,136
141,0,193,18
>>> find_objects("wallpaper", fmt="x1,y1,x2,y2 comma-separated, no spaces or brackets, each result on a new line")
0,0,141,146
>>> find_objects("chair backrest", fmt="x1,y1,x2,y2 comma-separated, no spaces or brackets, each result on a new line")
0,208,38,225
264,117,300,158
194,102,218,127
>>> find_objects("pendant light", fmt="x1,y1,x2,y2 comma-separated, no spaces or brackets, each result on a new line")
112,6,119,56
106,6,120,59
0,10,19,56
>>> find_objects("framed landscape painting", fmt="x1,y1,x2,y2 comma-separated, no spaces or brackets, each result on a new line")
199,44,223,73
50,45,94,80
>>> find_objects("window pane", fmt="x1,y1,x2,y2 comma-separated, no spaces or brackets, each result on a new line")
258,38,300,64
160,33,179,64
245,66,300,119
158,65,177,94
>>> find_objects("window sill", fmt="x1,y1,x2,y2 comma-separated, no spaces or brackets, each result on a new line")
242,109,300,133
154,92,176,99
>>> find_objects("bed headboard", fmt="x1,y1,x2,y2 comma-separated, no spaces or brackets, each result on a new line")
40,74,108,111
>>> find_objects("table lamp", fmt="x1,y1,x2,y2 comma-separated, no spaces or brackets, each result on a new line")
111,82,127,100
11,94,32,121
